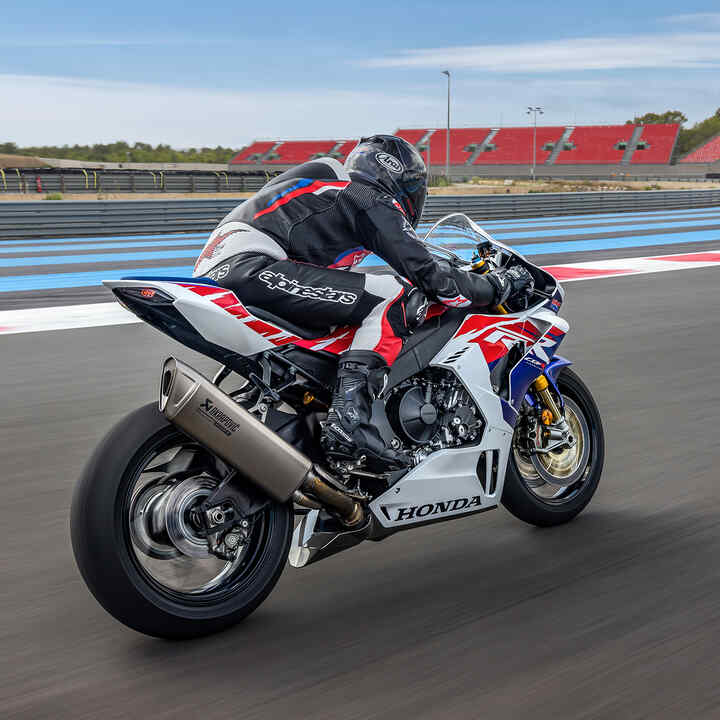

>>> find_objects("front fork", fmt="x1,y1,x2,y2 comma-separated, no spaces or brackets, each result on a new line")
533,374,562,424
526,359,576,453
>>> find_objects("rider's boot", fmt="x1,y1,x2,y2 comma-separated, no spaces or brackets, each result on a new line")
322,351,408,471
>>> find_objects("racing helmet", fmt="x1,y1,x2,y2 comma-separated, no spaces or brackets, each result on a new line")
344,135,427,228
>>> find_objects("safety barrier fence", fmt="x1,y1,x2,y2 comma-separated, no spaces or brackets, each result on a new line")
1,189,720,240
0,169,267,195
1,166,717,196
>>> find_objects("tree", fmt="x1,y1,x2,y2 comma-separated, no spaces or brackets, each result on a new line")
626,110,688,126
0,141,240,163
674,109,720,160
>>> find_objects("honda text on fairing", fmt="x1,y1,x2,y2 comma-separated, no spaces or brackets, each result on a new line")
70,214,604,639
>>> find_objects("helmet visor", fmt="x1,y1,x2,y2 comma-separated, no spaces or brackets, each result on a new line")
402,174,427,228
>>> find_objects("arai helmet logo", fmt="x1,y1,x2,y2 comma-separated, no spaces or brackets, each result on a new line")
376,152,403,174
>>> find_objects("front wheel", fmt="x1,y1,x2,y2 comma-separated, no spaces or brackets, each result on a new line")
501,367,604,527
70,403,293,639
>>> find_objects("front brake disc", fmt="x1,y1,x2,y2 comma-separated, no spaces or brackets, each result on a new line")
530,397,590,487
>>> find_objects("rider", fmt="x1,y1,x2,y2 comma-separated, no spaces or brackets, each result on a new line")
193,135,533,469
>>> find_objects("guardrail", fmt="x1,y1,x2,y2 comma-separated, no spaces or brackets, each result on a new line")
1,189,719,240
0,169,268,195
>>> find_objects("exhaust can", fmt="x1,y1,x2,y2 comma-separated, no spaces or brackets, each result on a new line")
159,357,312,502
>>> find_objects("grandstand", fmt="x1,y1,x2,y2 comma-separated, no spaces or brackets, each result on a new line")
228,123,716,178
230,141,277,164
631,124,681,164
264,140,338,164
397,128,492,165
554,125,633,165
477,127,565,165
679,133,720,164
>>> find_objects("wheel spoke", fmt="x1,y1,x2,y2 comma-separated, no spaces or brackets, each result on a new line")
126,436,266,599
513,395,592,505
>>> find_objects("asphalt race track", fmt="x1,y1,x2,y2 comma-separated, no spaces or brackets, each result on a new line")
2,206,720,718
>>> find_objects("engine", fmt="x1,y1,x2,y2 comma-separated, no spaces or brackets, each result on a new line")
385,369,484,461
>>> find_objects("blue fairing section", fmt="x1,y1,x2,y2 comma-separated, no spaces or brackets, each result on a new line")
544,355,572,410
523,355,573,410
120,275,219,286
509,337,568,410
509,357,547,409
545,355,572,384
501,399,519,428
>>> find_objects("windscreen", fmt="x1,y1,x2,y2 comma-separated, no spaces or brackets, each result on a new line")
421,213,512,264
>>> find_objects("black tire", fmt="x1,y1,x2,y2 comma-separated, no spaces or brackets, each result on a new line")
70,403,293,639
501,368,604,527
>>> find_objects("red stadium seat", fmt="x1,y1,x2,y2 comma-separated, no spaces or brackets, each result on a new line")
419,129,491,166
555,125,634,164
395,129,429,147
229,141,276,164
631,124,680,164
264,141,338,164
475,127,565,165
679,133,720,163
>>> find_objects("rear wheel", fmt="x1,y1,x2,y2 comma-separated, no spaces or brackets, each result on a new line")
501,368,604,527
71,403,293,639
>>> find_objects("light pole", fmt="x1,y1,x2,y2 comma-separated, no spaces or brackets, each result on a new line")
442,70,451,182
418,138,431,181
526,105,544,182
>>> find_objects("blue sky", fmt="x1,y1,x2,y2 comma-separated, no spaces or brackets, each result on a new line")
3,1,720,147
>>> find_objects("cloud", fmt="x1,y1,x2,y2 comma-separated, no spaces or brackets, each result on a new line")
0,74,434,146
361,32,720,72
1,69,715,148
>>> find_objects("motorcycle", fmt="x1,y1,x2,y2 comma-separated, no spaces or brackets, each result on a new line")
71,213,604,638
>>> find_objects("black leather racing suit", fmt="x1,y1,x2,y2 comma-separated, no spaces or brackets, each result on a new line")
193,157,497,364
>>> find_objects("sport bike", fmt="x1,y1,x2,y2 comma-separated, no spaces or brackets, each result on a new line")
71,213,604,638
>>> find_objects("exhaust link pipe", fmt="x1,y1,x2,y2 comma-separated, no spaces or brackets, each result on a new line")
159,357,363,523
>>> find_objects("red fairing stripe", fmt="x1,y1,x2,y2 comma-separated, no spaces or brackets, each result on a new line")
253,180,349,220
454,315,538,365
179,283,225,296
178,280,359,352
211,292,242,308
224,304,250,318
293,326,357,354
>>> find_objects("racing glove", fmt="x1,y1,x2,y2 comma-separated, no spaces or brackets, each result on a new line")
430,261,534,309
485,265,535,306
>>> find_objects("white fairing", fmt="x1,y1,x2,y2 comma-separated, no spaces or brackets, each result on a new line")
103,278,280,355
370,305,568,529
106,277,569,531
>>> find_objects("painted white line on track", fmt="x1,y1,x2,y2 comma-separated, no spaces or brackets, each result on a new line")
0,302,140,335
2,247,719,336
